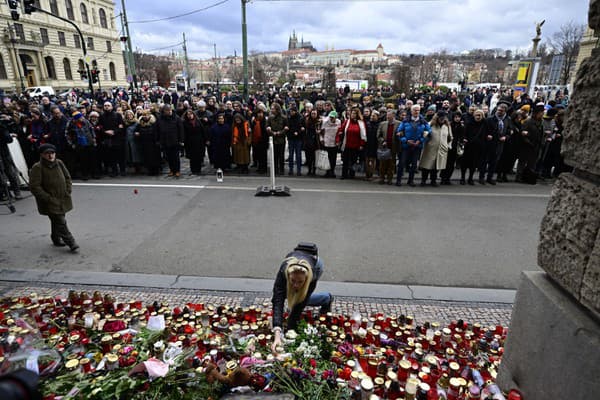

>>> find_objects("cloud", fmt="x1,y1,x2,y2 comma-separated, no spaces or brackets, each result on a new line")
118,0,588,59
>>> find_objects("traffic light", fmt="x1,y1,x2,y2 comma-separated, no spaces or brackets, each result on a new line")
8,0,19,21
24,0,36,14
91,69,99,83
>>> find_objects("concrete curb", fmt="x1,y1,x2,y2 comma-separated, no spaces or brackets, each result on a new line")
0,268,516,304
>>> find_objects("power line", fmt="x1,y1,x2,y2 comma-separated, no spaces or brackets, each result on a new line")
144,42,184,52
127,0,229,24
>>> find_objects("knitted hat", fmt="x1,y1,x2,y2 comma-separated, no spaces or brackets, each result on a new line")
39,143,57,154
328,111,338,118
72,111,83,120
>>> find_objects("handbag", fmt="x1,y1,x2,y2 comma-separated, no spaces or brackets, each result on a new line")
377,147,392,160
456,142,465,157
316,149,329,170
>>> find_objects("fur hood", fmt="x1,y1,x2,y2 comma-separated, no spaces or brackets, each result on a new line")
137,114,156,127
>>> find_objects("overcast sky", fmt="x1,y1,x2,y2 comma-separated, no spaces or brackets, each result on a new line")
116,0,589,60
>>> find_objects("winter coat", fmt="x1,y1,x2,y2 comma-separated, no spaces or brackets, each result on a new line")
377,119,400,157
46,115,69,152
183,117,207,159
66,119,95,149
267,113,288,145
271,250,323,331
209,122,232,169
98,111,125,146
321,118,340,148
29,158,73,215
137,115,161,171
303,116,321,152
125,120,143,164
397,116,431,150
337,119,366,151
366,120,380,158
157,114,184,148
286,112,304,142
231,120,251,165
420,123,453,170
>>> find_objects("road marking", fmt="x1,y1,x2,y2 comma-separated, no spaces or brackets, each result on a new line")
204,185,550,198
73,183,206,189
73,182,550,198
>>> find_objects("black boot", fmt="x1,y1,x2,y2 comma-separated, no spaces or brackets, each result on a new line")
320,294,334,314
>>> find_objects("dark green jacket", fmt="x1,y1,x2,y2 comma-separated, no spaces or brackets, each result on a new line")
267,113,288,145
30,158,73,215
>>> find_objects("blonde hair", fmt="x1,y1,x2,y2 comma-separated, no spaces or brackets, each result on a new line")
284,257,313,311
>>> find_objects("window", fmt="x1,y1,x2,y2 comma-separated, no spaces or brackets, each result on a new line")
45,56,57,79
78,59,85,75
49,0,59,16
80,3,89,24
0,55,7,80
58,31,66,46
65,0,74,20
99,8,107,28
73,34,81,48
40,28,49,45
87,37,94,50
109,62,116,81
106,40,112,53
14,24,25,41
63,58,72,80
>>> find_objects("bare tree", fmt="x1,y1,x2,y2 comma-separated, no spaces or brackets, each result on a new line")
549,21,585,84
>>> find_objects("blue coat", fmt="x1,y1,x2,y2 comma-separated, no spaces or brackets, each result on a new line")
397,116,431,150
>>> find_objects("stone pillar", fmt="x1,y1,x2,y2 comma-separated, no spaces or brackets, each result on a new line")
497,1,600,398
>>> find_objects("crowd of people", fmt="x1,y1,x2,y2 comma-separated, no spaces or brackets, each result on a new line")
0,84,570,201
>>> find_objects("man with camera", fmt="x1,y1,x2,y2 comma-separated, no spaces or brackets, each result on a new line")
0,109,22,201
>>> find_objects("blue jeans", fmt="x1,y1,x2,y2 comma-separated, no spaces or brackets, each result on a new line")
288,139,303,173
397,147,421,184
307,257,331,309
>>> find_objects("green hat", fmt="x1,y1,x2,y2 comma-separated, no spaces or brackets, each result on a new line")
328,111,337,118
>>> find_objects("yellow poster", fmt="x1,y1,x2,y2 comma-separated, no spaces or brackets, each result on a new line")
517,66,528,81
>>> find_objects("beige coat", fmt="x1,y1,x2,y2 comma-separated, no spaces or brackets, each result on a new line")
420,124,453,170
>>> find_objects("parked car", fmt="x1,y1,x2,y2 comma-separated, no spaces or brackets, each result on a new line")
24,86,55,97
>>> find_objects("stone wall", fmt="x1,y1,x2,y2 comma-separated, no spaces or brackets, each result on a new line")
539,0,600,317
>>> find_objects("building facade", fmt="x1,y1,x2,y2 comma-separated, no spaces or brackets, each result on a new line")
0,0,127,94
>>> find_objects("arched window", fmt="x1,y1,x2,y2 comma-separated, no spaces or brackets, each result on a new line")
63,58,72,80
45,56,57,79
109,62,116,81
65,0,74,20
99,8,107,28
80,3,89,24
0,54,7,79
78,59,85,77
49,0,59,16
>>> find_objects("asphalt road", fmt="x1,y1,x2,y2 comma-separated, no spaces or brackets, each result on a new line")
1,172,549,290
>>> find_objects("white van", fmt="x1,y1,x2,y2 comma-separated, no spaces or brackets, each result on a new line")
24,86,55,97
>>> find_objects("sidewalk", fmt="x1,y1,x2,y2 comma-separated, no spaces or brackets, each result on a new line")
0,268,514,327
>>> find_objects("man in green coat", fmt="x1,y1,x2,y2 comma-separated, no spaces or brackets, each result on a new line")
29,144,79,252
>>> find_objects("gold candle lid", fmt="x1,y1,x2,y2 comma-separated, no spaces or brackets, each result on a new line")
106,354,118,363
79,358,90,365
66,359,79,369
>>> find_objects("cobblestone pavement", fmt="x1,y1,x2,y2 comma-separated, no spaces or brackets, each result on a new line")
0,282,512,327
